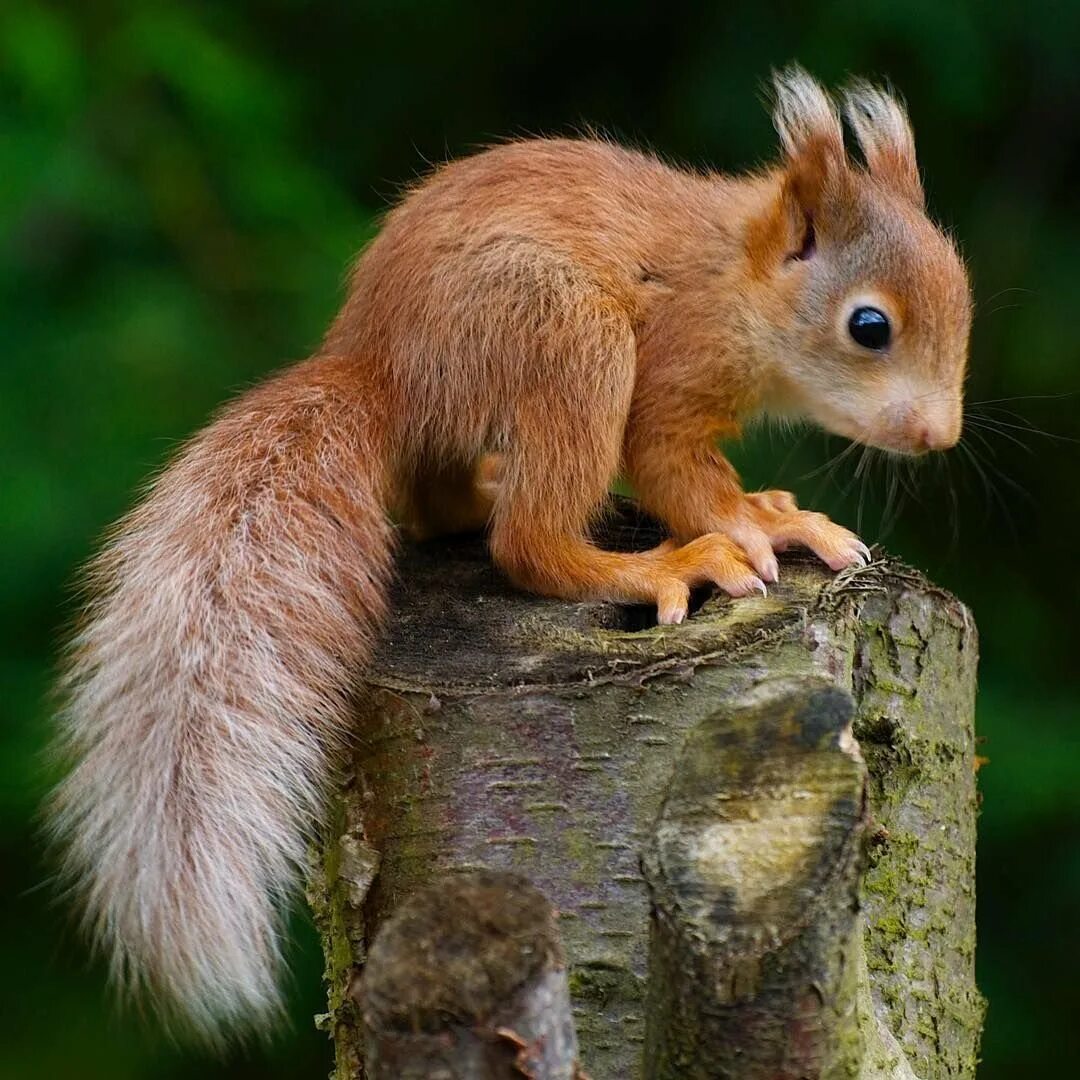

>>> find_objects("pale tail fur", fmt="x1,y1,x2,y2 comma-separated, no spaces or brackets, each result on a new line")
49,356,393,1042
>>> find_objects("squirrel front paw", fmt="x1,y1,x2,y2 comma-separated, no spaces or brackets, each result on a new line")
645,534,767,624
714,490,871,580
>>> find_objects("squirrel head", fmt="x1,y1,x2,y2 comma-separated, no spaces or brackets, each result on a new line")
745,67,971,455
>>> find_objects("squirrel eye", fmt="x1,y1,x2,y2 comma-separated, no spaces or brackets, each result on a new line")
848,306,891,351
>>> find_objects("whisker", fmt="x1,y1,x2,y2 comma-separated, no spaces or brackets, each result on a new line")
962,418,1036,455
767,426,812,488
898,455,922,502
967,392,1077,406
977,286,1034,307
965,412,1078,444
855,445,874,534
967,405,1037,424
955,440,1014,538
799,437,860,482
854,443,876,481
940,453,961,557
879,456,903,539
958,436,1033,516
964,427,1002,460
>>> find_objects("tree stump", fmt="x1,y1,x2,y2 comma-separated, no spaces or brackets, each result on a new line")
309,507,983,1078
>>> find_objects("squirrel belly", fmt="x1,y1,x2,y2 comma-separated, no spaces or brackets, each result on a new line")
49,68,970,1043
50,355,395,1040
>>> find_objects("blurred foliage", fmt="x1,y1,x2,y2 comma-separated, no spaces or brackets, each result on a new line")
1,1,1076,1076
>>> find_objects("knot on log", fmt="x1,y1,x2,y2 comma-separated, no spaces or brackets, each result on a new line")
642,677,869,1078
358,871,581,1079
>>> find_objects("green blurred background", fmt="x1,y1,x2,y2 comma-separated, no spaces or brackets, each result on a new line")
2,1,1076,1076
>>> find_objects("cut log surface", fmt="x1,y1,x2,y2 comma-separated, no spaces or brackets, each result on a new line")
309,506,983,1079
358,870,581,1079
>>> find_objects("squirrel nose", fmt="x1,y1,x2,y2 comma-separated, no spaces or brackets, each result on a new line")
913,421,955,452
889,399,959,453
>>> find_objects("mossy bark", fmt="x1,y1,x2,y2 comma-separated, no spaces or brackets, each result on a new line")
308,508,982,1078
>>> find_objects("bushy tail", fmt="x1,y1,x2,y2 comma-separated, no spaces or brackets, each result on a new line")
48,356,394,1042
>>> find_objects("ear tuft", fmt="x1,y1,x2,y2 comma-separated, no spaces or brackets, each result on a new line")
841,79,924,205
769,66,846,220
770,66,844,160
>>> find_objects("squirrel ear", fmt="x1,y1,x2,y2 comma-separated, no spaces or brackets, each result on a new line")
770,66,847,216
841,80,924,206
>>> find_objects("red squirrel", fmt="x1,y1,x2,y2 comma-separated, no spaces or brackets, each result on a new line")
49,68,971,1041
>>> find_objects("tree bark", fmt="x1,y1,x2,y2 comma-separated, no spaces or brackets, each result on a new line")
308,506,983,1078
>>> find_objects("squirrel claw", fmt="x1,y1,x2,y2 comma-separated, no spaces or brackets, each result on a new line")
657,604,687,626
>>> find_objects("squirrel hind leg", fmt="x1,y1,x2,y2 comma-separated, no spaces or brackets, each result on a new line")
398,454,503,541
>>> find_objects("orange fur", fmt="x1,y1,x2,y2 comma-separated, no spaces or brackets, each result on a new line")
50,67,972,1041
